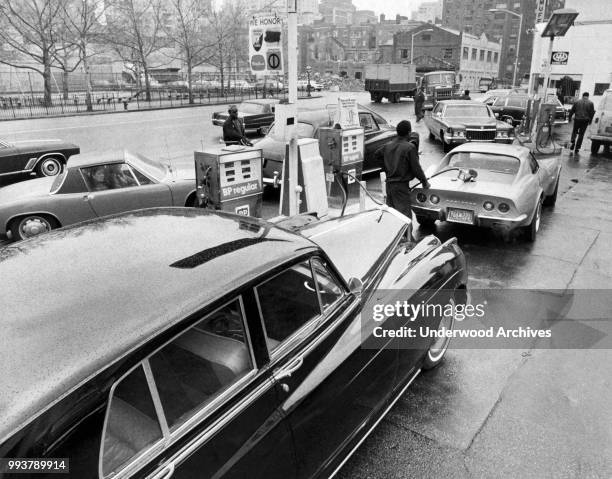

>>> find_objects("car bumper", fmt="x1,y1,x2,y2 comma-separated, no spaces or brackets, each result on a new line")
412,205,528,230
445,137,514,145
553,119,568,125
588,133,612,143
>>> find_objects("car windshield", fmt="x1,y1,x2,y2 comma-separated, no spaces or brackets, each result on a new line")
426,73,455,85
238,102,266,114
445,105,490,117
447,152,520,176
126,151,166,180
507,97,527,108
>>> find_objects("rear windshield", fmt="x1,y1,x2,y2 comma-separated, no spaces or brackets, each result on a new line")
447,152,520,175
239,102,266,114
507,97,527,108
445,105,490,117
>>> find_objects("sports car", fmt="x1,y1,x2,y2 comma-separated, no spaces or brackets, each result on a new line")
0,150,196,241
212,99,281,135
0,137,79,179
0,206,467,479
425,100,515,152
411,143,562,241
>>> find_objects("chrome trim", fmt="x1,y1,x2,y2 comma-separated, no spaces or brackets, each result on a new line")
478,213,527,223
329,368,422,478
412,205,440,213
143,360,170,438
24,158,38,170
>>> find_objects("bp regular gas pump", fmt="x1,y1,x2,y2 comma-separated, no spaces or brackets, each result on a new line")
318,126,365,208
194,146,263,217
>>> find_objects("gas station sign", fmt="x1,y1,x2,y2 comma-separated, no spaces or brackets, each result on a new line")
551,51,569,65
249,14,284,74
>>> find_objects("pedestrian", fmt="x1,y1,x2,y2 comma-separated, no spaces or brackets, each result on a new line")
223,105,253,146
414,87,425,122
374,120,430,219
568,92,595,153
462,89,471,100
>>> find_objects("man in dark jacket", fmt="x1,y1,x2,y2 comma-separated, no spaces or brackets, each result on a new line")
569,92,595,153
223,105,252,146
414,87,425,122
375,120,430,218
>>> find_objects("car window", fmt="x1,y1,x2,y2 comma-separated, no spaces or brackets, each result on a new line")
493,97,506,107
82,163,138,191
445,105,490,117
148,298,253,429
359,112,379,132
239,102,266,114
371,111,388,127
507,97,527,108
256,260,321,350
433,103,443,115
311,258,344,310
529,153,539,173
131,167,154,185
102,365,163,477
448,152,520,175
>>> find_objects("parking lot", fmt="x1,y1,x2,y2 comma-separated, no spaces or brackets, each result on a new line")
1,91,611,477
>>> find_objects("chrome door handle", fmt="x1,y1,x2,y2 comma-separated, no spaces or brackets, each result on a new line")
148,464,174,479
274,356,303,381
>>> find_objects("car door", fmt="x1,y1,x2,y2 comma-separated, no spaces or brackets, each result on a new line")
429,103,444,139
81,162,173,218
0,140,25,174
99,296,296,479
360,112,394,172
254,257,398,478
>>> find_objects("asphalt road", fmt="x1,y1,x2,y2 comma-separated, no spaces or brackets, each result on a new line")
2,92,611,477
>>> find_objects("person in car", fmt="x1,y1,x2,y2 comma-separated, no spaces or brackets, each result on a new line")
89,166,112,191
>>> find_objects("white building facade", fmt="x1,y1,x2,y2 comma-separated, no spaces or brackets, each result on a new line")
459,32,502,90
529,0,612,107
415,0,442,24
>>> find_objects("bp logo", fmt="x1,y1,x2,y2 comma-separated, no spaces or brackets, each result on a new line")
551,51,569,64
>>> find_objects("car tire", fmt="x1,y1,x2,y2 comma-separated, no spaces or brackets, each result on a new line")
524,198,542,242
372,93,382,103
9,214,59,241
423,295,457,370
543,176,559,206
35,156,64,177
416,215,436,228
590,141,601,154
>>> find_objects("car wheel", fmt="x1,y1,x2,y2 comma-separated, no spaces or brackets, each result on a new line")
524,198,542,242
10,214,59,241
590,141,601,154
36,156,64,177
543,176,559,206
423,296,457,369
416,215,436,228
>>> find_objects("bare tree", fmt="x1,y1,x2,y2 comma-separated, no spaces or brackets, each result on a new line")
103,0,166,101
0,0,66,106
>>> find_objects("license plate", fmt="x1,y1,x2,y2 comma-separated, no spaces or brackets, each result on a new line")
447,208,474,224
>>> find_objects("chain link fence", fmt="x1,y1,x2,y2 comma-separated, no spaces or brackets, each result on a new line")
0,71,289,120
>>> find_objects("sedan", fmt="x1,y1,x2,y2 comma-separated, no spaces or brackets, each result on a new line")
0,206,467,478
212,99,281,134
257,105,396,184
490,94,568,126
0,137,79,179
425,100,515,152
0,150,196,241
411,143,561,241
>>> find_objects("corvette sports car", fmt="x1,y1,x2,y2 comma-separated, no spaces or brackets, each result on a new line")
411,143,562,241
0,150,196,241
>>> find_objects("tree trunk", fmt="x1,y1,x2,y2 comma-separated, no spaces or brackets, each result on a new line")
82,43,93,112
142,60,151,101
43,53,52,107
187,61,193,104
62,70,69,101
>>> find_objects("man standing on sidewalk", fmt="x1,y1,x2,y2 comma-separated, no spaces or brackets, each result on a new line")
375,120,430,218
568,92,595,153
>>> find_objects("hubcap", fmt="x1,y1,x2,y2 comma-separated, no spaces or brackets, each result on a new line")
41,159,60,176
428,299,456,362
19,217,51,238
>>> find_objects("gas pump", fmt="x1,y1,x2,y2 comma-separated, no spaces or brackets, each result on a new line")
318,126,365,209
194,146,263,217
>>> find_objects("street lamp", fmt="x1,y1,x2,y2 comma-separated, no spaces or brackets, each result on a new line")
411,28,433,65
489,8,523,88
306,65,312,97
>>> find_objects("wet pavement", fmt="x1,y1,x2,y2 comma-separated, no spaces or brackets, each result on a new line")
1,93,612,476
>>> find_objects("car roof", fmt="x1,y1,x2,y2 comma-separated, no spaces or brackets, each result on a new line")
439,100,489,107
449,142,529,157
67,149,137,168
0,208,317,443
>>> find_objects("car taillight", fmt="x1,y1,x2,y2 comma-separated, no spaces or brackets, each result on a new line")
483,201,495,211
430,194,440,204
498,203,510,213
417,192,427,203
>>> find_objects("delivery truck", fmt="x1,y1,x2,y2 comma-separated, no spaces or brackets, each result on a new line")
365,63,418,103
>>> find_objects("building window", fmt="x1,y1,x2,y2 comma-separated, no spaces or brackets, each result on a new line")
494,12,505,20
487,50,492,62
421,34,431,41
493,52,499,63
594,83,610,95
472,48,477,60
401,49,408,59
479,49,485,61
443,48,453,59
463,46,469,59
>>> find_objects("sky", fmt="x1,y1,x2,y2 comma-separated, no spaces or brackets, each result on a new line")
352,0,422,18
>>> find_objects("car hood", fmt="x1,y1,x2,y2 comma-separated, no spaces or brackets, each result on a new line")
11,139,78,151
0,176,54,204
445,117,498,128
255,135,284,161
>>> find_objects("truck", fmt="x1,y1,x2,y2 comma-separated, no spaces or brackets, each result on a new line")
365,64,418,103
420,70,462,109
478,76,497,92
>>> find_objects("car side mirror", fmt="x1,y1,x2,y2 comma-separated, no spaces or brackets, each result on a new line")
347,277,363,295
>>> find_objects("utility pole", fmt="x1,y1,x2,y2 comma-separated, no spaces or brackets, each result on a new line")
287,0,299,215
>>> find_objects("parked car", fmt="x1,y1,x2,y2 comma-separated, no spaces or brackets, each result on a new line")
588,88,612,154
0,150,196,241
490,93,568,126
297,80,323,91
0,206,467,478
411,142,561,241
256,105,397,184
0,138,79,178
425,100,515,152
477,88,517,106
212,99,281,134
